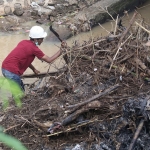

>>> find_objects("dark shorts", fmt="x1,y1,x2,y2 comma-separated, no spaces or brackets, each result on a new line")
2,69,24,91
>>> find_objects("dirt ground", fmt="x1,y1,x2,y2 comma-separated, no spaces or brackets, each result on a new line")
1,11,150,150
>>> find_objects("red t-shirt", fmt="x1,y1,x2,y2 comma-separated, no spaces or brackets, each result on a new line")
2,40,45,75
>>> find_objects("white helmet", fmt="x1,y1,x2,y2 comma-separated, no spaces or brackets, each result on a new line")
29,26,47,39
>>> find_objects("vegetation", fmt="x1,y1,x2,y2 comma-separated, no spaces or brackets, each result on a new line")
0,77,27,150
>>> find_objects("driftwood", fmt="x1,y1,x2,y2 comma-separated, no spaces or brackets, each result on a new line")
46,115,122,137
74,39,106,51
118,11,138,45
108,10,137,71
135,21,150,34
2,8,150,150
62,101,102,126
118,54,134,64
21,67,66,78
33,120,48,131
134,58,150,75
46,119,99,137
67,84,120,110
77,55,103,64
110,65,136,76
21,72,58,78
128,119,144,150
109,34,133,71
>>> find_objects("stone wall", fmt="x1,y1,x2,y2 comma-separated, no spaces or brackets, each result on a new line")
72,0,148,30
0,0,30,15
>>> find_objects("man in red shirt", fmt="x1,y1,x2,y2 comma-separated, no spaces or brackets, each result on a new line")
2,26,65,91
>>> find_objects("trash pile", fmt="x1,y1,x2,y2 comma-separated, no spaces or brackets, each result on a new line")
1,11,150,150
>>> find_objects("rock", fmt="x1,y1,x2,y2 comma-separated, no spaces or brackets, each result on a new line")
65,0,78,5
22,10,32,18
78,1,88,9
30,2,52,16
31,10,38,16
5,15,25,25
0,0,148,34
4,6,13,15
74,0,120,24
50,10,57,17
46,6,55,10
67,23,78,34
85,0,95,6
55,4,66,14
71,0,148,32
0,19,10,31
76,13,87,22
0,0,4,5
81,22,90,32
47,0,56,5
32,0,45,6
0,0,30,16
46,23,72,42
36,18,49,24
39,7,53,16
8,26,23,31
63,3,69,7
13,3,24,16
24,0,30,8
49,16,55,22
38,0,45,6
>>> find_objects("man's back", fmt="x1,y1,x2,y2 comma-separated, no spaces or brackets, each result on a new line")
2,40,44,75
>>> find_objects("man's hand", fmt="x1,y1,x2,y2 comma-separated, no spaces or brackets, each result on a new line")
29,64,40,74
60,41,68,55
33,69,40,75
61,41,67,48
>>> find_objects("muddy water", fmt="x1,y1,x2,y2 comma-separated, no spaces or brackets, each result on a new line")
0,1,150,79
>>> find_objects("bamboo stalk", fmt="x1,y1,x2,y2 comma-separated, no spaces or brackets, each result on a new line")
135,21,150,34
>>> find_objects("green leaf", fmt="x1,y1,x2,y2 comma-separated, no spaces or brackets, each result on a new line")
0,131,28,150
0,77,24,109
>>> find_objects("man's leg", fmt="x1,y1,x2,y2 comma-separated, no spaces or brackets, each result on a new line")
1,69,25,91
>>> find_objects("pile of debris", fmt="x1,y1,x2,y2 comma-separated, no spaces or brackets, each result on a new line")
1,11,150,150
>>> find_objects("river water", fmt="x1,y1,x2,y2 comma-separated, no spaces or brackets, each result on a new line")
0,1,150,79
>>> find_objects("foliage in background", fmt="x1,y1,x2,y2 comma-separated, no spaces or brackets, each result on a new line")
0,127,28,150
0,77,27,150
0,77,24,109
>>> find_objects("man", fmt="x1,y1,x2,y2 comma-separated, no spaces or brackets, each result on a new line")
1,26,66,91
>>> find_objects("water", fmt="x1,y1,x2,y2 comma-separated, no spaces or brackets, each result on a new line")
0,1,150,78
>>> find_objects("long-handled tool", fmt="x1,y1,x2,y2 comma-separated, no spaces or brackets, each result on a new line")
49,25,63,42
49,25,75,87
49,25,69,64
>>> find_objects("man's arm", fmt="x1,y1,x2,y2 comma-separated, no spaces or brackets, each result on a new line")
41,41,67,63
41,49,61,63
29,64,40,74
